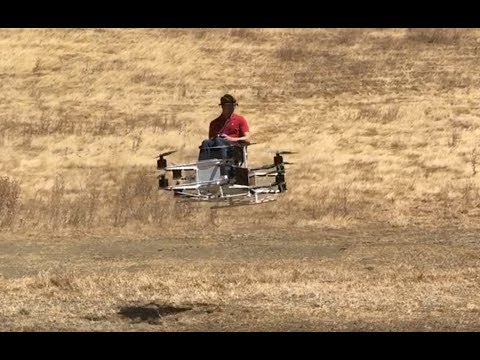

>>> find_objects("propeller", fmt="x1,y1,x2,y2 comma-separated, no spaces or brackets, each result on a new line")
258,150,298,155
275,151,298,155
154,150,177,158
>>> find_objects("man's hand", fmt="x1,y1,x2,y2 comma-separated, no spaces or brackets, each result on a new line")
221,134,235,142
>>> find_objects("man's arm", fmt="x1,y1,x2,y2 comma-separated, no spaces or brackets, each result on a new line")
223,132,250,142
208,123,214,139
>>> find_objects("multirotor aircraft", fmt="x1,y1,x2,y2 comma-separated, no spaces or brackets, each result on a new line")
156,140,294,207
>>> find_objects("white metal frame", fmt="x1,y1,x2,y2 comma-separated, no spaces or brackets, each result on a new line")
159,145,285,206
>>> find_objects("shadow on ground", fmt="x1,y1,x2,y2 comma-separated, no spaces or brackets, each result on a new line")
118,303,192,322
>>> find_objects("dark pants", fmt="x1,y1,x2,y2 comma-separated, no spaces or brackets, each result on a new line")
198,137,232,161
199,137,236,178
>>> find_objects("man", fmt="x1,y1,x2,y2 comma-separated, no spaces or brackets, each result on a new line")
199,94,250,161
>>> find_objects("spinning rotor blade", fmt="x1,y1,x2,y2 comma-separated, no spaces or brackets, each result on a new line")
258,150,297,155
154,150,177,158
159,150,177,157
276,151,298,155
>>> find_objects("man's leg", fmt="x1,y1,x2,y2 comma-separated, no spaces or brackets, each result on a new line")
198,139,213,161
212,137,235,177
198,137,232,162
212,137,229,160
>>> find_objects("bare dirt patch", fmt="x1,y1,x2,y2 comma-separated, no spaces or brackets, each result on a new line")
1,226,479,331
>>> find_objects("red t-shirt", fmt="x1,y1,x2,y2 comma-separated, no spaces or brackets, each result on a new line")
209,113,249,139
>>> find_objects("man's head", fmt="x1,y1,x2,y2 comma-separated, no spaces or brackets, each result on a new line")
219,94,237,118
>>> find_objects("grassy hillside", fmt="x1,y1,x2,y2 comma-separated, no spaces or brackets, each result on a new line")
2,28,480,233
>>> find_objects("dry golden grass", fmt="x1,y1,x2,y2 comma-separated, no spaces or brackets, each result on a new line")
2,29,480,331
3,28,480,231
1,228,479,331
2,28,480,232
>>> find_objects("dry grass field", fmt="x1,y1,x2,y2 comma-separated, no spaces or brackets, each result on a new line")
1,28,480,331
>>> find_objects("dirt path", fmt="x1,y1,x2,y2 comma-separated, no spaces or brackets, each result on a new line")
0,229,354,279
1,227,479,331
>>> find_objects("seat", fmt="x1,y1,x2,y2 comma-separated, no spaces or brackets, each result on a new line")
231,141,251,168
